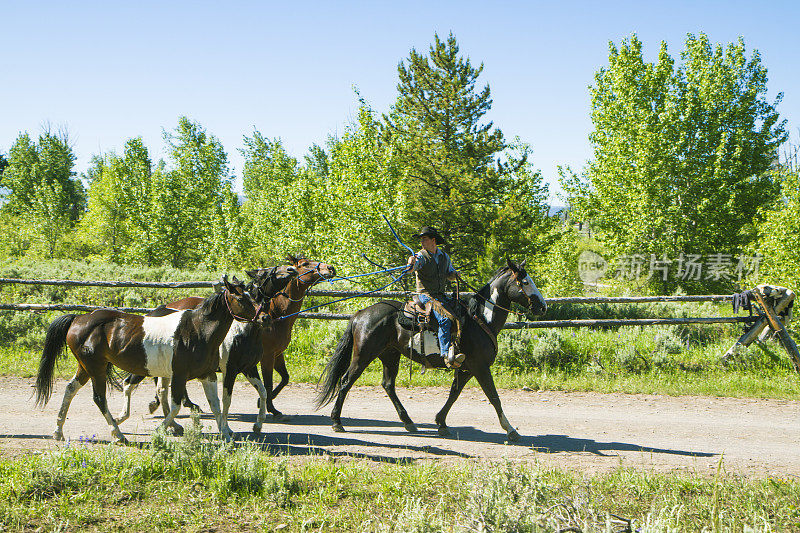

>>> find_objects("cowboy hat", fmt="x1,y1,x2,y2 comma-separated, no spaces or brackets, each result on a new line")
412,226,446,245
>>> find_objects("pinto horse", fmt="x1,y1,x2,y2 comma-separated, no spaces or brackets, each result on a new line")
34,273,294,444
316,259,546,441
115,265,302,438
119,256,335,435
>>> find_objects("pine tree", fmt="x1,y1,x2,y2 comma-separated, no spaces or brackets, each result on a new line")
383,33,548,272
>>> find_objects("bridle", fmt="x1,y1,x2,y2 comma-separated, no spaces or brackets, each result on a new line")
222,288,264,323
461,269,536,317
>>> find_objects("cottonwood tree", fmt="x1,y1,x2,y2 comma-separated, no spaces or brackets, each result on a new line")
1,129,85,257
563,33,787,291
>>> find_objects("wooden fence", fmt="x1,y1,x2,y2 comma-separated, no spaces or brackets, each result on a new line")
0,277,753,329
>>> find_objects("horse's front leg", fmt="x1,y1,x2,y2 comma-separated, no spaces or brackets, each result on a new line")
159,376,187,436
435,368,472,437
472,363,520,442
259,355,283,419
243,365,268,433
272,352,290,398
379,351,417,432
155,377,183,436
219,368,238,441
199,373,230,441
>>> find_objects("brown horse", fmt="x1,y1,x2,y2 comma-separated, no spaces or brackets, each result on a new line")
255,254,336,417
34,273,294,444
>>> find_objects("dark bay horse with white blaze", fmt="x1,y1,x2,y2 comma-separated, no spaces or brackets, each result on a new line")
316,259,546,441
35,273,294,444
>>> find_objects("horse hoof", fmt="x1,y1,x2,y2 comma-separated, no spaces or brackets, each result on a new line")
438,426,451,437
271,412,285,422
113,435,129,446
332,423,346,433
53,431,64,441
252,424,262,434
148,401,159,414
166,423,184,437
404,423,418,433
507,430,521,442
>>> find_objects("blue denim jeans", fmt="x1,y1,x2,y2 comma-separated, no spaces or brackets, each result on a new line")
417,293,450,358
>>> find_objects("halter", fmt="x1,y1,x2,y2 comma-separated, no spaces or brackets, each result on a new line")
223,288,263,323
276,262,328,303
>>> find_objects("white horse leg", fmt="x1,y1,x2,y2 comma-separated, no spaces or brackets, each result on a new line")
156,377,182,435
53,375,85,441
245,373,268,433
200,375,231,441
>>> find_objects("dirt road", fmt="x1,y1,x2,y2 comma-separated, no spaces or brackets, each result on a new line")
2,376,798,477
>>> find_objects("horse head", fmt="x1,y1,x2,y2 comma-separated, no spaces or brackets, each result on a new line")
287,253,336,285
222,274,269,324
244,265,299,302
503,258,547,316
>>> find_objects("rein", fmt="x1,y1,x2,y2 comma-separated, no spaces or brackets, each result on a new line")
459,275,525,318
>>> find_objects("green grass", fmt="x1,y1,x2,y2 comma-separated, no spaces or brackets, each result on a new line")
1,424,798,531
5,319,800,400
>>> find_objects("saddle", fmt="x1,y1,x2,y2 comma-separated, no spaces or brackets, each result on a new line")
399,294,464,339
400,294,437,331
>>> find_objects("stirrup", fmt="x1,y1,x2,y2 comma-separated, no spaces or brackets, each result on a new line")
445,347,466,369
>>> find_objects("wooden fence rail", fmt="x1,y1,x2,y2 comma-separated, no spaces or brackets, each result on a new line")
0,277,735,304
0,277,751,329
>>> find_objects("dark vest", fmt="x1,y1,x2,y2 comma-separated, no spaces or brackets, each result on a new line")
415,249,450,296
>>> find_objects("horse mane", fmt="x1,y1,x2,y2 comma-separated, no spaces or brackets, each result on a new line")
464,266,511,306
200,290,226,317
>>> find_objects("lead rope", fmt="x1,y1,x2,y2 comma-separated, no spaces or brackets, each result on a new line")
275,269,410,321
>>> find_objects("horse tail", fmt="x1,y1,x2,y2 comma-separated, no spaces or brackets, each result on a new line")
35,314,77,407
315,321,354,408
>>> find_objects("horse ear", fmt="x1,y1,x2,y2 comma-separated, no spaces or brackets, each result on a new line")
506,258,517,272
222,274,233,291
519,259,527,269
245,269,258,279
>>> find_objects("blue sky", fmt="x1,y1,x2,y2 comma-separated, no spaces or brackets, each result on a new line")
2,1,798,203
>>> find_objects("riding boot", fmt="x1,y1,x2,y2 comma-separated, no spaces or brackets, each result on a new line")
445,344,465,368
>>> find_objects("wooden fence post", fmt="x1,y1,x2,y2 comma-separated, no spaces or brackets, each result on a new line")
750,286,800,373
722,287,795,362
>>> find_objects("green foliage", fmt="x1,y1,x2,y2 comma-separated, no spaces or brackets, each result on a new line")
1,129,85,258
383,32,552,277
756,168,800,288
73,120,237,268
563,33,787,293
